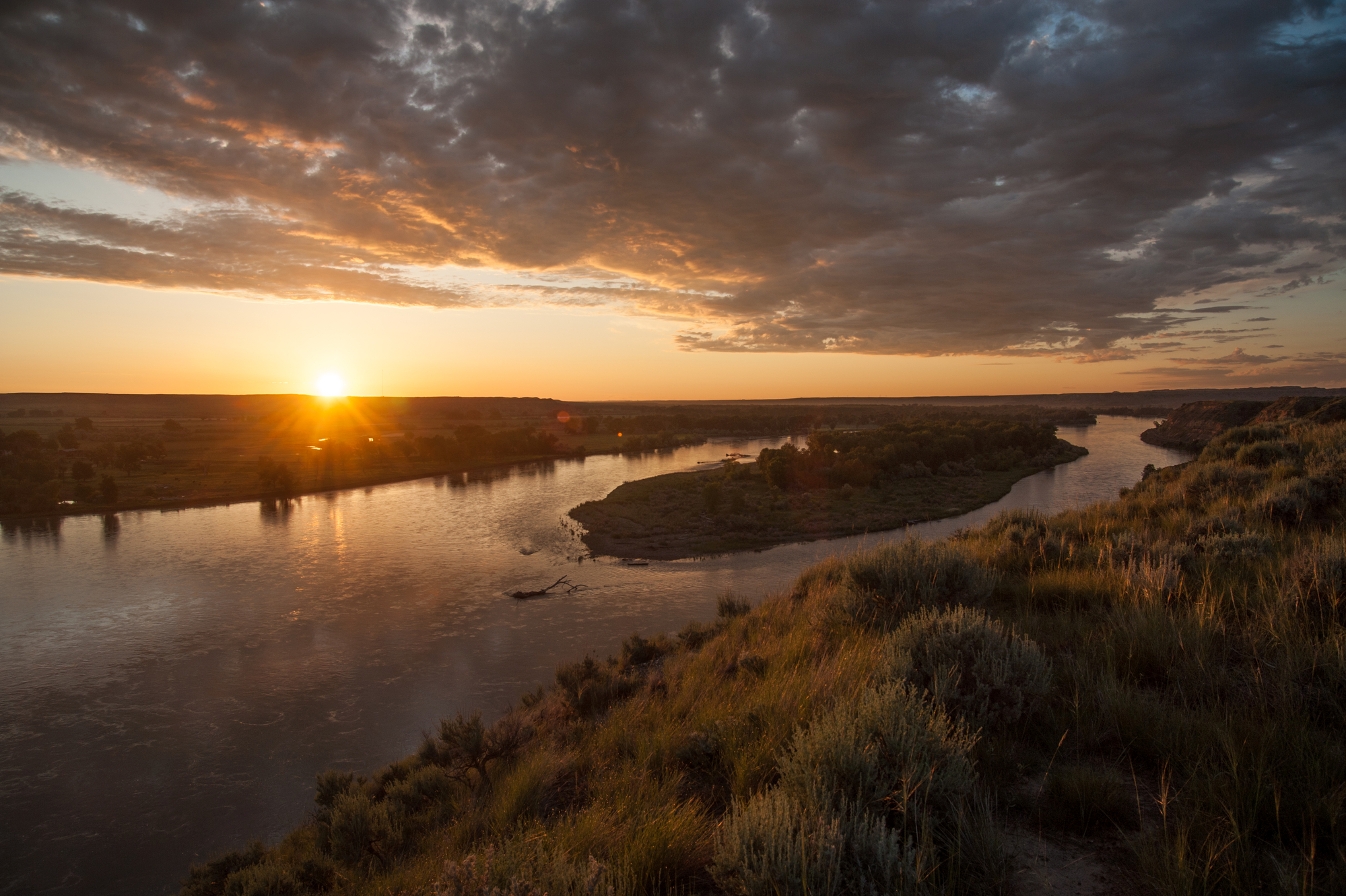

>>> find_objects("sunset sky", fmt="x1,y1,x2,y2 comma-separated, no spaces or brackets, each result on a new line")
1,0,1343,399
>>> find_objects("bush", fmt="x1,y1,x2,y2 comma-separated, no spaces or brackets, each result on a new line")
834,539,995,631
181,842,265,896
777,681,976,822
99,474,118,504
323,790,401,869
421,712,531,792
554,656,639,718
1236,440,1294,468
385,765,457,820
981,510,1062,572
712,790,919,896
222,863,301,896
884,606,1051,734
717,593,752,618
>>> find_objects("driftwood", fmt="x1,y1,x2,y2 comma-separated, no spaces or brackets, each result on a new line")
510,575,584,600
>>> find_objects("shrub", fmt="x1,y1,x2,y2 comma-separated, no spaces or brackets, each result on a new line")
385,765,457,820
181,843,265,896
422,712,531,792
981,510,1060,572
717,593,751,618
885,606,1051,734
703,481,722,513
776,681,976,823
323,790,401,869
1236,440,1295,468
222,863,301,896
712,790,920,896
833,539,995,631
554,656,639,718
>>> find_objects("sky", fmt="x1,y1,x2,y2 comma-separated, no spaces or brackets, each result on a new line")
1,0,1344,399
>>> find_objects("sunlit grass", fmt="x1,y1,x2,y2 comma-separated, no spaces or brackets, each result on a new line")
184,419,1346,896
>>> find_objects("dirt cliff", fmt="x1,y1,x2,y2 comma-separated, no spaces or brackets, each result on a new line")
1141,396,1346,450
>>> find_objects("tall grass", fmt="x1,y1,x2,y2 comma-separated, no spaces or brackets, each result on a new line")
183,420,1346,896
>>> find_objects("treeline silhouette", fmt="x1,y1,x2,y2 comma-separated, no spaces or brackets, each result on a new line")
756,418,1066,490
0,422,166,514
562,405,1093,438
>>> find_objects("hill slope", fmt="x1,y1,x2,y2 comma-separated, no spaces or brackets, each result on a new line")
185,420,1346,896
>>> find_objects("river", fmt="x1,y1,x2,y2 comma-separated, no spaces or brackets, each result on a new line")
0,415,1189,894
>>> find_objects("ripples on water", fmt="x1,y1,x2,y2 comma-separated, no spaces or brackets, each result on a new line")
0,416,1190,895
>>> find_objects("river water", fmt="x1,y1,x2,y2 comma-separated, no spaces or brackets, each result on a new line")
0,416,1189,895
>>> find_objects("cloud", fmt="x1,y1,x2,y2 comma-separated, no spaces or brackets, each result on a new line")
0,0,1343,354
1123,350,1346,386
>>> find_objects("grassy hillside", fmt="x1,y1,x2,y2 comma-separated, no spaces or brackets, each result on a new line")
185,419,1346,895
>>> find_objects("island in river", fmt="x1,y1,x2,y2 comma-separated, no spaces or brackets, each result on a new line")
571,418,1088,559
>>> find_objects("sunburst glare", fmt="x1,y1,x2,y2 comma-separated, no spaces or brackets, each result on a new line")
315,372,347,397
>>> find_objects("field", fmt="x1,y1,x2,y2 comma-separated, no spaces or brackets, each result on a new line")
181,416,1346,895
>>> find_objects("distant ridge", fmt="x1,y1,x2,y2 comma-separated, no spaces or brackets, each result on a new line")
3,387,1344,420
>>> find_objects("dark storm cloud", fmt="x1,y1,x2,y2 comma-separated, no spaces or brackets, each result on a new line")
0,0,1343,353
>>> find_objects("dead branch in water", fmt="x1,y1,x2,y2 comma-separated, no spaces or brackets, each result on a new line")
509,575,584,599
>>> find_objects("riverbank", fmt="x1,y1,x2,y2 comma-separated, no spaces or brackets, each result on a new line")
183,417,1346,895
570,439,1087,560
0,450,574,523
0,438,714,524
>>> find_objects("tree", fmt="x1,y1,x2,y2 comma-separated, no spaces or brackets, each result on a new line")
99,475,118,504
703,481,722,513
74,417,94,432
257,457,295,496
71,461,94,481
162,419,182,432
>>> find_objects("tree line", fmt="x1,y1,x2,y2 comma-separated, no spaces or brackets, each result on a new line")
756,418,1067,490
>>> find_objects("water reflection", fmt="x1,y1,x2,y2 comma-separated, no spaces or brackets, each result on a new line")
260,497,297,525
101,513,120,544
1,514,63,541
0,418,1188,896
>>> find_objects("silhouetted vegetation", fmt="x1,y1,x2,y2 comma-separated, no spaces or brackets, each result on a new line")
180,416,1346,896
0,428,61,514
756,419,1067,490
572,419,1087,558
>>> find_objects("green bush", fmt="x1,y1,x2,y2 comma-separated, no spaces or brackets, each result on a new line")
222,863,301,896
712,790,919,896
554,656,639,718
777,681,976,822
322,790,401,870
181,842,265,896
385,765,457,820
834,539,995,631
885,606,1051,734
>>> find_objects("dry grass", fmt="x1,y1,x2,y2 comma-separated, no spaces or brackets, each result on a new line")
184,420,1346,896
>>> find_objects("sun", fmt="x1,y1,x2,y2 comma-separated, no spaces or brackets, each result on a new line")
315,372,347,398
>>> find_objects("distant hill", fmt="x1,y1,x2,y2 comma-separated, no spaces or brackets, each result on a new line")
6,386,1345,422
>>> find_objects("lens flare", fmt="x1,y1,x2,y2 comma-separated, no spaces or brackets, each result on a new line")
315,372,347,397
